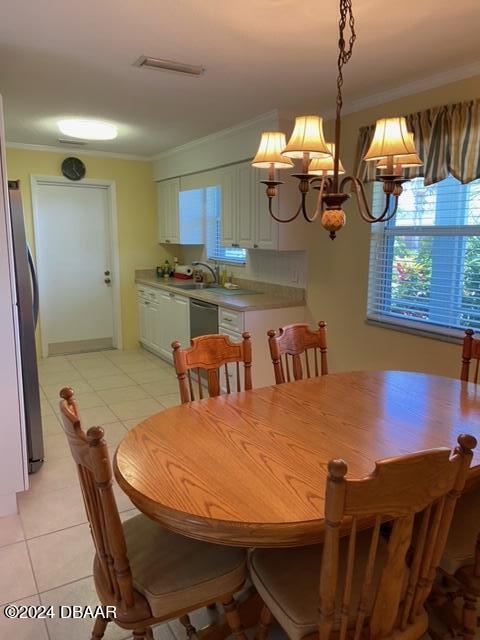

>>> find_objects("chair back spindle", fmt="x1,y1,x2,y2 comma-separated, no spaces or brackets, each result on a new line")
172,333,252,403
461,328,480,383
58,387,135,609
318,433,477,640
268,321,328,385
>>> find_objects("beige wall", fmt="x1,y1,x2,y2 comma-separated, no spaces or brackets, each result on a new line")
305,75,480,378
6,148,170,352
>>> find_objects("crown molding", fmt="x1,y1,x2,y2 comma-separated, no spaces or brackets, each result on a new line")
151,110,279,161
338,60,480,118
6,141,151,162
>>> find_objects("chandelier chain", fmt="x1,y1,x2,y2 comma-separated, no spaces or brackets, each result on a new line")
336,0,356,118
333,0,356,191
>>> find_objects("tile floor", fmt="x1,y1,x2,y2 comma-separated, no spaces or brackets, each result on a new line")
0,347,222,640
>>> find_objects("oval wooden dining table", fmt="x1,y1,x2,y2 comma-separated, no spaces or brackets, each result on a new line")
114,370,480,548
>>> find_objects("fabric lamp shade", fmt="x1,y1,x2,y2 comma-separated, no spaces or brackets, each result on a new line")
364,117,417,162
308,143,345,175
251,132,293,169
376,133,423,168
282,115,331,159
376,152,423,169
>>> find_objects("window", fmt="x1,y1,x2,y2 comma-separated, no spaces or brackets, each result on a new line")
367,175,480,338
205,186,246,265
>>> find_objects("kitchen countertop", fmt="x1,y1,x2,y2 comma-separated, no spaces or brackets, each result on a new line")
135,276,306,311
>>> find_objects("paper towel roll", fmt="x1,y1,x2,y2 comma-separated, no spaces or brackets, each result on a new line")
174,265,193,276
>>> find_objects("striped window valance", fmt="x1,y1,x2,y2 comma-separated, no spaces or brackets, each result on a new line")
354,99,480,186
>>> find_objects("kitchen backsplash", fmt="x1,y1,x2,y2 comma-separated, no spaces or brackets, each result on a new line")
175,247,307,288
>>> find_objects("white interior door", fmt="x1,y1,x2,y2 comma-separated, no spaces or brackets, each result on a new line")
34,180,116,356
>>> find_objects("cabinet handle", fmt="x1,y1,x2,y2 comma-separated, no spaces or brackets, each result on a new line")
166,239,171,243
253,244,258,248
223,317,232,323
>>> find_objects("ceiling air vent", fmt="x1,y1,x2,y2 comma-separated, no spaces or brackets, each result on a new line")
58,138,87,146
134,55,204,77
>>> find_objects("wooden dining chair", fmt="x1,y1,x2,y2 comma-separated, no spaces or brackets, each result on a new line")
172,333,252,403
249,433,476,640
267,321,328,385
58,387,248,640
461,329,480,383
436,485,480,640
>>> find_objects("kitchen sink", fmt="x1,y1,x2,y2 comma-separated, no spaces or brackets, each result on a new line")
169,282,220,290
168,282,260,295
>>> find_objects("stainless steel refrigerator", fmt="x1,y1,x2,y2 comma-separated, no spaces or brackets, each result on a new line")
8,180,44,473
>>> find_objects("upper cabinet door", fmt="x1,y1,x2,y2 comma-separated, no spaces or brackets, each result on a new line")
157,178,204,245
166,178,180,244
216,166,237,248
253,166,279,250
237,162,255,249
157,181,168,244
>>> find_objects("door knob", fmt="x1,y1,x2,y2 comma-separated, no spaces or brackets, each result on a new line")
104,278,111,284
104,270,110,276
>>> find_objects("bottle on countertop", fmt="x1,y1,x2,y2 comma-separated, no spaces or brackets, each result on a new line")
220,267,228,287
163,259,171,279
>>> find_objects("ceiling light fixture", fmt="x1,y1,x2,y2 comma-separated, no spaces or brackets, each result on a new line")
134,55,205,76
252,0,423,239
57,119,118,141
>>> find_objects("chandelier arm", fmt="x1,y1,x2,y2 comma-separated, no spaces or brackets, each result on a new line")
378,196,400,223
301,176,328,223
340,176,395,223
267,194,302,224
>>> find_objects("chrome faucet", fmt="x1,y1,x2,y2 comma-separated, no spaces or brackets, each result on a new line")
192,261,219,284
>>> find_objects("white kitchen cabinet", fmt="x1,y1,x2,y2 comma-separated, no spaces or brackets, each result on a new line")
216,161,305,252
157,178,203,245
137,287,161,352
137,286,190,361
236,162,256,249
214,166,236,248
157,291,190,361
217,302,306,388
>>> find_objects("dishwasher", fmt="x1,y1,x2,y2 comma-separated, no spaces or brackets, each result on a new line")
189,298,218,339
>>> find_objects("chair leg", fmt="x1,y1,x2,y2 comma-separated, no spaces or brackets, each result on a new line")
91,616,109,639
179,614,199,640
222,596,247,640
255,604,273,640
462,591,477,640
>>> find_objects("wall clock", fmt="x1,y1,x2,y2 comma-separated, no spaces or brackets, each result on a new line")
61,157,86,181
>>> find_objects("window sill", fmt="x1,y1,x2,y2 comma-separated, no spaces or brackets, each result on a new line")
365,315,465,345
206,258,246,267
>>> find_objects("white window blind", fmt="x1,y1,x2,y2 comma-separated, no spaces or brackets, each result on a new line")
205,186,246,264
367,175,480,338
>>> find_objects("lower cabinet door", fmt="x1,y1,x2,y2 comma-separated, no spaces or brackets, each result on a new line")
158,292,174,361
148,303,161,353
138,299,149,346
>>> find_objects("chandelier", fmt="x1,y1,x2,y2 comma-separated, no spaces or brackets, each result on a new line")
251,0,423,239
